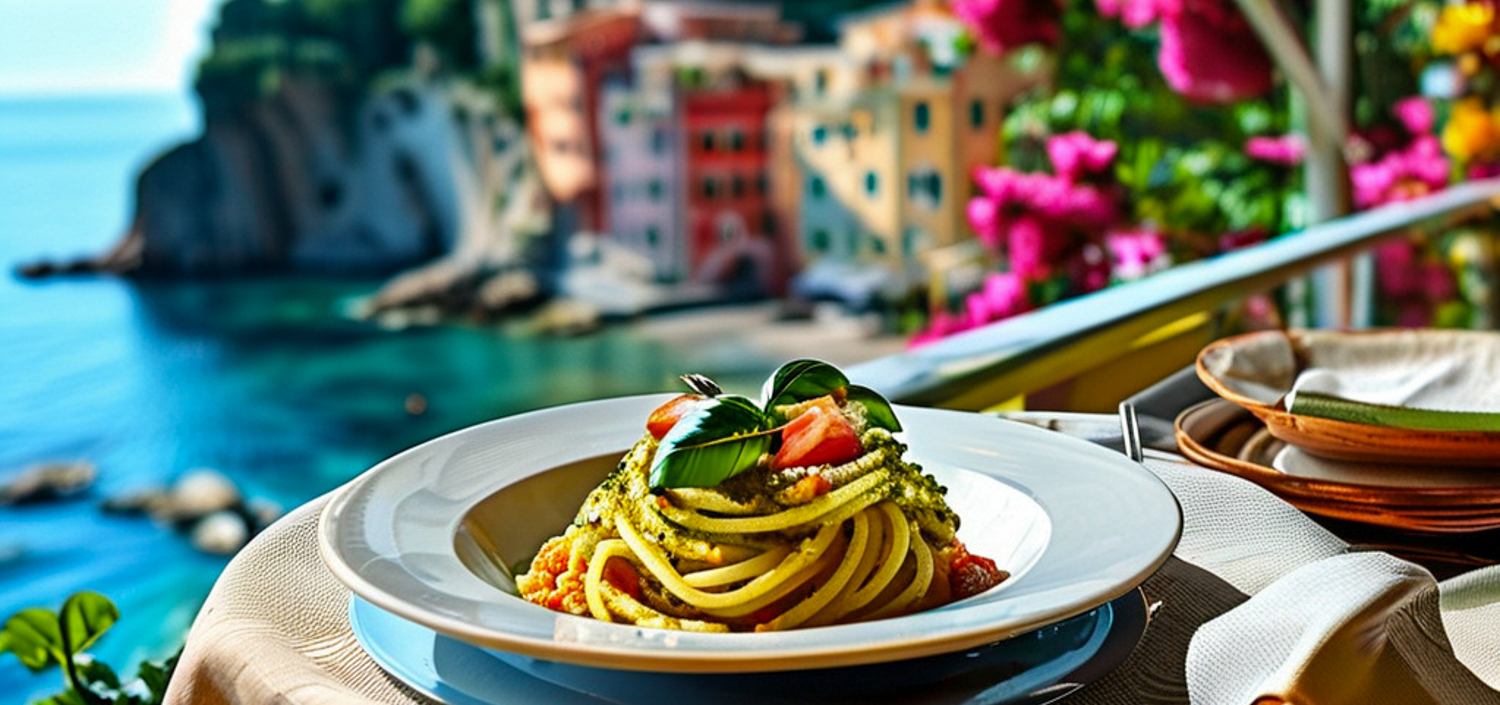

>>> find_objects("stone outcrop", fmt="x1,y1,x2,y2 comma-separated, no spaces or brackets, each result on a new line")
0,461,96,505
20,76,552,320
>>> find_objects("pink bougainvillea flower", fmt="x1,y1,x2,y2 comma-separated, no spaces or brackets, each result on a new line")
1351,136,1449,208
1245,135,1306,166
953,0,1062,55
1394,97,1435,136
964,271,1031,326
966,196,1004,252
1374,241,1419,297
1070,243,1111,293
908,311,974,349
1423,263,1457,302
1095,0,1170,28
1219,227,1267,252
1007,215,1059,280
1105,229,1169,281
1047,131,1119,180
1157,10,1275,103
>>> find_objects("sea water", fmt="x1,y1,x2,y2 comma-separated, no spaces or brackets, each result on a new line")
0,93,777,700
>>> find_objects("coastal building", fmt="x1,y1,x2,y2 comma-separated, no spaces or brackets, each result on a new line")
512,0,1041,306
782,0,1044,305
598,79,681,281
518,6,641,234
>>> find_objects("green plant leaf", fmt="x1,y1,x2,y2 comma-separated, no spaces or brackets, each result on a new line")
38,691,87,705
137,651,180,702
60,592,117,657
761,359,849,418
75,655,122,691
845,385,902,432
650,396,772,489
2,607,64,672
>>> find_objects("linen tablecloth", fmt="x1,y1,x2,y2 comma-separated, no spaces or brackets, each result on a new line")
163,443,1500,705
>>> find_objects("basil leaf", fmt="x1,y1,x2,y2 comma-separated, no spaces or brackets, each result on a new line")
59,592,117,657
761,359,849,417
845,385,902,432
650,396,772,489
1,607,63,672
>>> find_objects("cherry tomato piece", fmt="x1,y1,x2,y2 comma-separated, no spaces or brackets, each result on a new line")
646,394,704,439
772,402,862,469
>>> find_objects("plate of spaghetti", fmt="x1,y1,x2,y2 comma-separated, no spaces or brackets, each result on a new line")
319,360,1180,673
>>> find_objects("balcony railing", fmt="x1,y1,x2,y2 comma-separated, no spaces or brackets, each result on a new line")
849,178,1500,411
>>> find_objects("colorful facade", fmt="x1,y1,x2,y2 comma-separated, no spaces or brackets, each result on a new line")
515,0,1042,303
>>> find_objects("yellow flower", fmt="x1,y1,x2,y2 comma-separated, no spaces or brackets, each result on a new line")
1442,98,1500,163
1433,3,1497,55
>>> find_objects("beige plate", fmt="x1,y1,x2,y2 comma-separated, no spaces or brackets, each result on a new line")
1195,330,1500,466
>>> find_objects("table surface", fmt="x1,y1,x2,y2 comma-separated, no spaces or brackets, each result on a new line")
158,373,1500,705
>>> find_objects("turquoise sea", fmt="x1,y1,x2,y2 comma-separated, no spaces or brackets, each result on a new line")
0,93,779,701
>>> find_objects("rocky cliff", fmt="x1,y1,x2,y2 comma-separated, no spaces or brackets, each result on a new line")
36,73,551,316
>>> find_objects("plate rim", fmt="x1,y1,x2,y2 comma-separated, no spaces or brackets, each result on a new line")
319,395,1181,673
347,588,1152,705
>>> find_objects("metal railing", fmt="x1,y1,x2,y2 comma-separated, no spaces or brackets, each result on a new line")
849,178,1500,410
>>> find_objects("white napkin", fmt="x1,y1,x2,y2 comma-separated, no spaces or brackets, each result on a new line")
1290,330,1500,413
1145,452,1500,705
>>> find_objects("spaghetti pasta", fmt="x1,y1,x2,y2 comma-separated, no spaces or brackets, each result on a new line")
516,362,1009,632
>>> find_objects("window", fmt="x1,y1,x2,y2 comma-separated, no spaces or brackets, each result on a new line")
700,131,714,152
913,102,930,133
903,227,924,256
702,177,718,199
907,168,942,209
756,173,769,195
811,125,827,145
809,175,826,199
648,179,664,201
651,127,668,154
870,236,886,254
729,129,745,152
761,211,776,234
926,173,943,205
864,171,878,197
615,108,632,126
732,175,746,198
810,229,830,253
970,99,984,129
646,226,660,246
815,69,829,95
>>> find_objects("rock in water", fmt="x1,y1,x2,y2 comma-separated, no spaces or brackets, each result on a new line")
168,469,242,521
0,461,96,505
191,511,250,555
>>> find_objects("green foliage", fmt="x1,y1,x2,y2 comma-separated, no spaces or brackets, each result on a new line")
996,0,1301,244
402,0,481,69
1,592,178,705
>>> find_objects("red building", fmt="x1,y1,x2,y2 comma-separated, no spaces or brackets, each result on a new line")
681,79,786,293
520,9,640,234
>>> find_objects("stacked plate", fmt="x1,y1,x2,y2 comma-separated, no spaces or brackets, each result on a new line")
1183,329,1500,533
318,396,1182,705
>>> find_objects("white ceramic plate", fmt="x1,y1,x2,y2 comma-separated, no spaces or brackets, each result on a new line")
318,395,1180,673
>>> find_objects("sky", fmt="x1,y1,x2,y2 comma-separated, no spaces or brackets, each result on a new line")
0,0,221,96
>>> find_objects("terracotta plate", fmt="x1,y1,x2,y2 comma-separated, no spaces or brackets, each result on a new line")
1175,399,1500,533
1195,329,1500,466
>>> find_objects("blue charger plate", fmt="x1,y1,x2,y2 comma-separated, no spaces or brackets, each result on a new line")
349,590,1147,705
